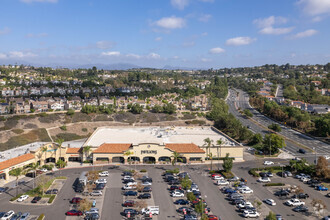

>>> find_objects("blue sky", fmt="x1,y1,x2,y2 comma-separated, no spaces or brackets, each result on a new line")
0,0,329,68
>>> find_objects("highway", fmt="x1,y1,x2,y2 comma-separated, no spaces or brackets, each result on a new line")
226,89,330,163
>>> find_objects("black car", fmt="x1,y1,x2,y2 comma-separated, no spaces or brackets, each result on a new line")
168,180,180,185
46,189,58,194
193,191,201,196
122,171,133,176
274,190,290,197
140,186,152,192
174,199,190,205
123,179,135,184
293,205,308,212
298,149,306,154
259,172,268,178
95,183,105,190
10,212,22,220
292,193,309,199
121,209,139,217
123,191,138,196
137,193,151,199
231,199,245,205
84,213,100,220
141,177,153,182
31,196,42,203
177,207,194,214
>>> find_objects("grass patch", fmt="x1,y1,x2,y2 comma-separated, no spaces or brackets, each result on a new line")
72,112,92,123
59,125,67,131
38,114,61,124
37,214,45,220
93,114,113,122
82,128,88,132
48,195,56,203
53,133,90,141
114,112,136,124
0,128,51,151
140,169,147,173
12,129,24,134
180,113,196,120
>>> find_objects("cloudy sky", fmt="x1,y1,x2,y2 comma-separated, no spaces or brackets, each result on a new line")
0,0,329,68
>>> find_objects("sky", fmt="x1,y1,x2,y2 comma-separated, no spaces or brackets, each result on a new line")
0,0,330,69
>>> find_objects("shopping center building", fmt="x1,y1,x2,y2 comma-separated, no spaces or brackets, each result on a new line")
0,126,243,180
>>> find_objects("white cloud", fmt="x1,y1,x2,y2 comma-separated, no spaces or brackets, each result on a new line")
199,14,212,22
201,58,212,62
101,51,120,56
154,16,186,29
291,29,318,38
9,51,37,58
155,37,162,41
96,41,114,49
0,53,7,59
209,47,225,54
298,0,330,16
171,0,189,10
0,27,10,35
226,37,256,46
20,0,58,3
25,33,48,38
147,53,161,59
126,53,141,59
259,26,294,35
253,16,294,35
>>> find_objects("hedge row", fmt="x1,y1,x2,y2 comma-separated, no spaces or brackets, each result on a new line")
48,195,56,204
264,183,285,187
10,193,23,202
37,214,45,220
248,168,260,177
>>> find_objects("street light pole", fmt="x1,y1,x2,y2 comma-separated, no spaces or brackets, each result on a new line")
313,147,317,165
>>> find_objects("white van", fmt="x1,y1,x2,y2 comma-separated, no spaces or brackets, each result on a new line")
141,206,159,215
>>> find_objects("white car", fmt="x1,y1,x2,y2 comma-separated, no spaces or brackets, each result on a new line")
258,177,271,183
243,210,260,218
99,171,109,177
85,208,99,215
40,168,48,172
142,182,152,186
122,185,136,190
1,210,15,220
90,190,102,196
300,177,310,183
171,191,184,197
237,201,253,209
123,176,134,180
285,199,305,206
187,187,199,193
17,194,29,202
212,175,224,180
263,161,274,165
95,179,107,184
264,199,276,206
216,180,229,186
325,155,330,160
237,185,249,191
126,181,137,186
240,188,253,194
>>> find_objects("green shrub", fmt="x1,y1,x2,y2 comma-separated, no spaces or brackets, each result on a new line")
60,125,67,131
82,128,88,132
264,183,285,187
48,195,56,203
10,193,23,201
187,192,196,201
12,129,24,134
140,169,147,173
66,109,75,116
37,214,45,220
249,168,260,177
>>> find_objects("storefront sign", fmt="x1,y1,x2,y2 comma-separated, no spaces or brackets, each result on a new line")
141,150,157,154
70,155,79,157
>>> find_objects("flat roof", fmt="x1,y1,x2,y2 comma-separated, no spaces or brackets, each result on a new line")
84,126,237,147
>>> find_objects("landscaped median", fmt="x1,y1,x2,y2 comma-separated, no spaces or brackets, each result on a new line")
37,214,45,220
10,176,67,204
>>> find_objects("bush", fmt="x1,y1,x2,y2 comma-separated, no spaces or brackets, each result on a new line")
48,195,56,203
249,168,260,177
42,164,54,170
10,193,23,201
60,125,67,131
37,214,45,220
66,109,75,116
187,192,196,201
82,128,88,132
140,169,147,173
165,168,180,174
264,183,285,187
12,129,24,134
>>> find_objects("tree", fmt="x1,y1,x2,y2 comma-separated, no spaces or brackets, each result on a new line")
83,146,91,161
29,162,39,189
262,133,285,155
162,103,176,114
194,200,206,218
249,133,263,145
171,151,183,166
66,109,75,116
152,104,163,113
216,139,223,170
56,159,67,169
130,104,143,114
187,192,196,201
78,199,92,212
55,138,64,162
316,156,329,179
208,153,214,171
123,151,134,165
41,146,48,164
180,176,192,190
36,175,51,196
9,168,22,197
243,109,253,118
265,211,276,220
268,123,282,132
203,137,213,155
222,153,234,173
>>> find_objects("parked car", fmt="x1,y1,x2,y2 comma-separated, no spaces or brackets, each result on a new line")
141,206,159,215
316,185,328,191
208,215,219,220
140,186,152,192
90,191,102,196
46,189,58,194
66,210,83,216
212,175,224,180
122,185,136,190
85,208,99,215
121,209,139,217
184,214,198,220
84,213,100,220
258,177,271,183
31,196,42,203
142,181,152,186
9,212,21,220
293,205,308,212
263,161,274,165
122,200,135,207
70,197,83,204
237,201,253,209
171,191,184,197
170,185,182,191
264,199,276,206
19,212,30,220
17,195,29,202
174,199,190,205
274,190,290,197
216,180,229,186
284,171,292,177
298,149,306,154
177,207,194,214
242,210,260,218
1,210,14,220
138,193,151,199
266,172,273,177
40,168,48,173
285,199,305,206
0,187,7,194
95,183,105,190
123,191,138,196
95,179,107,184
240,188,253,194
99,171,109,177
228,176,240,182
291,193,309,199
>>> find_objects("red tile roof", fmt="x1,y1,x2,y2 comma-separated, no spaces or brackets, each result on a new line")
165,143,205,153
0,153,35,171
93,143,132,154
66,148,82,154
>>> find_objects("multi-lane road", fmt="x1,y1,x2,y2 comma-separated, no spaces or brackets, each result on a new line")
226,89,330,162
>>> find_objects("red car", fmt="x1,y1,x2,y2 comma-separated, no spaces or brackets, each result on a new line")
70,197,83,204
122,200,134,207
211,173,222,178
66,210,83,216
170,185,182,191
191,198,206,205
208,215,219,220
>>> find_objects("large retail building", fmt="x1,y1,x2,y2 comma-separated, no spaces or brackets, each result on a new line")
0,126,243,180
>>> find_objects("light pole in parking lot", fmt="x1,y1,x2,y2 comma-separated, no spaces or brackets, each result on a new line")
313,147,317,165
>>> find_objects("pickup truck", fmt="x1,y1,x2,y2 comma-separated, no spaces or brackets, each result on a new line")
141,206,159,215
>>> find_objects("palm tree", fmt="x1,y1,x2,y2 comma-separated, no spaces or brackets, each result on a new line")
29,162,39,189
203,137,213,156
83,146,91,161
123,151,134,165
41,146,48,165
216,139,223,170
55,138,64,163
9,168,22,197
171,151,183,166
208,153,214,171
